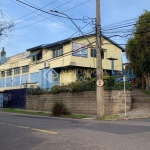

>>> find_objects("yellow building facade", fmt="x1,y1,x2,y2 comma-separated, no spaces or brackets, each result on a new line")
0,34,124,90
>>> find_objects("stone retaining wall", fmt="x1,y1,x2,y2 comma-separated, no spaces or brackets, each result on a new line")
26,90,131,115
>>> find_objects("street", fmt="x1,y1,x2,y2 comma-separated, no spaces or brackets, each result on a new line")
0,112,150,150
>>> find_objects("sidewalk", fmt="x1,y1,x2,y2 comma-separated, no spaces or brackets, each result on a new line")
119,87,150,119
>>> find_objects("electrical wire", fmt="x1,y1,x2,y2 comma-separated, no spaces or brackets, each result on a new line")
11,0,77,31
15,0,92,21
14,0,58,21
102,18,137,29
12,0,94,32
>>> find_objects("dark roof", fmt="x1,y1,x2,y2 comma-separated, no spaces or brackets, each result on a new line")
26,34,125,52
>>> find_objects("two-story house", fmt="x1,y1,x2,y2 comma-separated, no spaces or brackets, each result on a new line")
0,34,125,91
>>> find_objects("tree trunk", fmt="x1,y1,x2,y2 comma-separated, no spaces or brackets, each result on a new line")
142,76,145,89
143,74,149,90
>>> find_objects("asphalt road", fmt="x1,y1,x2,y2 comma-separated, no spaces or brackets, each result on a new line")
0,112,150,150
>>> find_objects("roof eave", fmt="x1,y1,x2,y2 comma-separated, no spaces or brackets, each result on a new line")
101,34,125,52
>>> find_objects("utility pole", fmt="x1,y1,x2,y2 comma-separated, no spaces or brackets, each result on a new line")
96,0,104,118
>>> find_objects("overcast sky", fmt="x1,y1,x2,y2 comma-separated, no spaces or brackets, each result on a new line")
1,0,150,62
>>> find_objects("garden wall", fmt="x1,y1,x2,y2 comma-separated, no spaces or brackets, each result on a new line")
26,90,131,115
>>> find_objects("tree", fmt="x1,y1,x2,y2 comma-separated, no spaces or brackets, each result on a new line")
126,10,150,90
0,10,14,42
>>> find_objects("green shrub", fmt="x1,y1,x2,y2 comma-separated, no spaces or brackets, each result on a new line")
27,87,50,95
27,77,132,95
51,102,70,116
104,77,115,90
104,76,132,90
50,79,96,94
50,85,69,94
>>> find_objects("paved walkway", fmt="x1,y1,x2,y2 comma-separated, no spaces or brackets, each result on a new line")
119,87,150,119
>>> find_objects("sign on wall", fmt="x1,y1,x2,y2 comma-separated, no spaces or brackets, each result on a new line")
72,42,88,58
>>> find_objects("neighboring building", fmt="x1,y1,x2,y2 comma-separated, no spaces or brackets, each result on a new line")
0,34,125,91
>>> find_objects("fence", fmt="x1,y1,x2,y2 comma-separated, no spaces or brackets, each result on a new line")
3,88,26,108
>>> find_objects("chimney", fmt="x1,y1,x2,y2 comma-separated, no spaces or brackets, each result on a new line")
1,47,6,56
0,47,6,64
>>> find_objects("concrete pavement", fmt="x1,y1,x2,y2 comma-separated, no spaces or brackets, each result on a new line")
0,112,150,150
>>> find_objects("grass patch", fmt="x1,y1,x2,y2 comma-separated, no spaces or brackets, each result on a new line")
100,115,120,120
145,90,150,95
0,108,51,116
65,114,89,119
0,108,89,119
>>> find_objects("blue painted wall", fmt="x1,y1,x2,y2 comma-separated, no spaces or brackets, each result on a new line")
0,69,59,89
13,76,20,86
6,77,12,87
39,68,59,89
21,74,28,84
30,72,39,83
0,78,5,88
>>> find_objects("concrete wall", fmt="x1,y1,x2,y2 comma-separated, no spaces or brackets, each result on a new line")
26,90,131,115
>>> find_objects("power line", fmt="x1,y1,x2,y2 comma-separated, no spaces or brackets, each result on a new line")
101,20,150,32
15,15,76,30
102,18,137,29
101,23,136,32
53,0,74,10
63,0,91,13
11,0,77,30
15,0,91,21
13,0,94,31
105,28,150,41
14,0,58,21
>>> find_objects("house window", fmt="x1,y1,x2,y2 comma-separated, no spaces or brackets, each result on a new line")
22,65,29,73
91,49,104,59
33,51,42,61
91,49,96,58
53,48,63,58
7,69,12,76
14,67,20,75
1,71,5,77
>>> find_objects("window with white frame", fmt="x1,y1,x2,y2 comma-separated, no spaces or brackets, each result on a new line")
22,65,29,73
14,67,20,75
33,51,42,61
7,69,12,76
53,48,63,58
1,71,5,77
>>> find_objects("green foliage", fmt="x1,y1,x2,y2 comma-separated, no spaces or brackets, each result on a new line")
145,90,150,95
0,108,51,116
51,102,70,116
50,78,96,94
104,76,131,90
100,115,120,120
27,77,131,95
126,10,150,90
66,114,89,119
27,87,50,95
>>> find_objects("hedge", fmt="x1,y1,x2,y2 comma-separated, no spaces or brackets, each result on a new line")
27,77,132,95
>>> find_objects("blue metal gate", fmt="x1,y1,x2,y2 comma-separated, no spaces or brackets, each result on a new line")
3,89,26,108
0,93,3,108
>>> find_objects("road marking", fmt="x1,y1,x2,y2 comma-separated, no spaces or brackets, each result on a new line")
0,123,59,135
